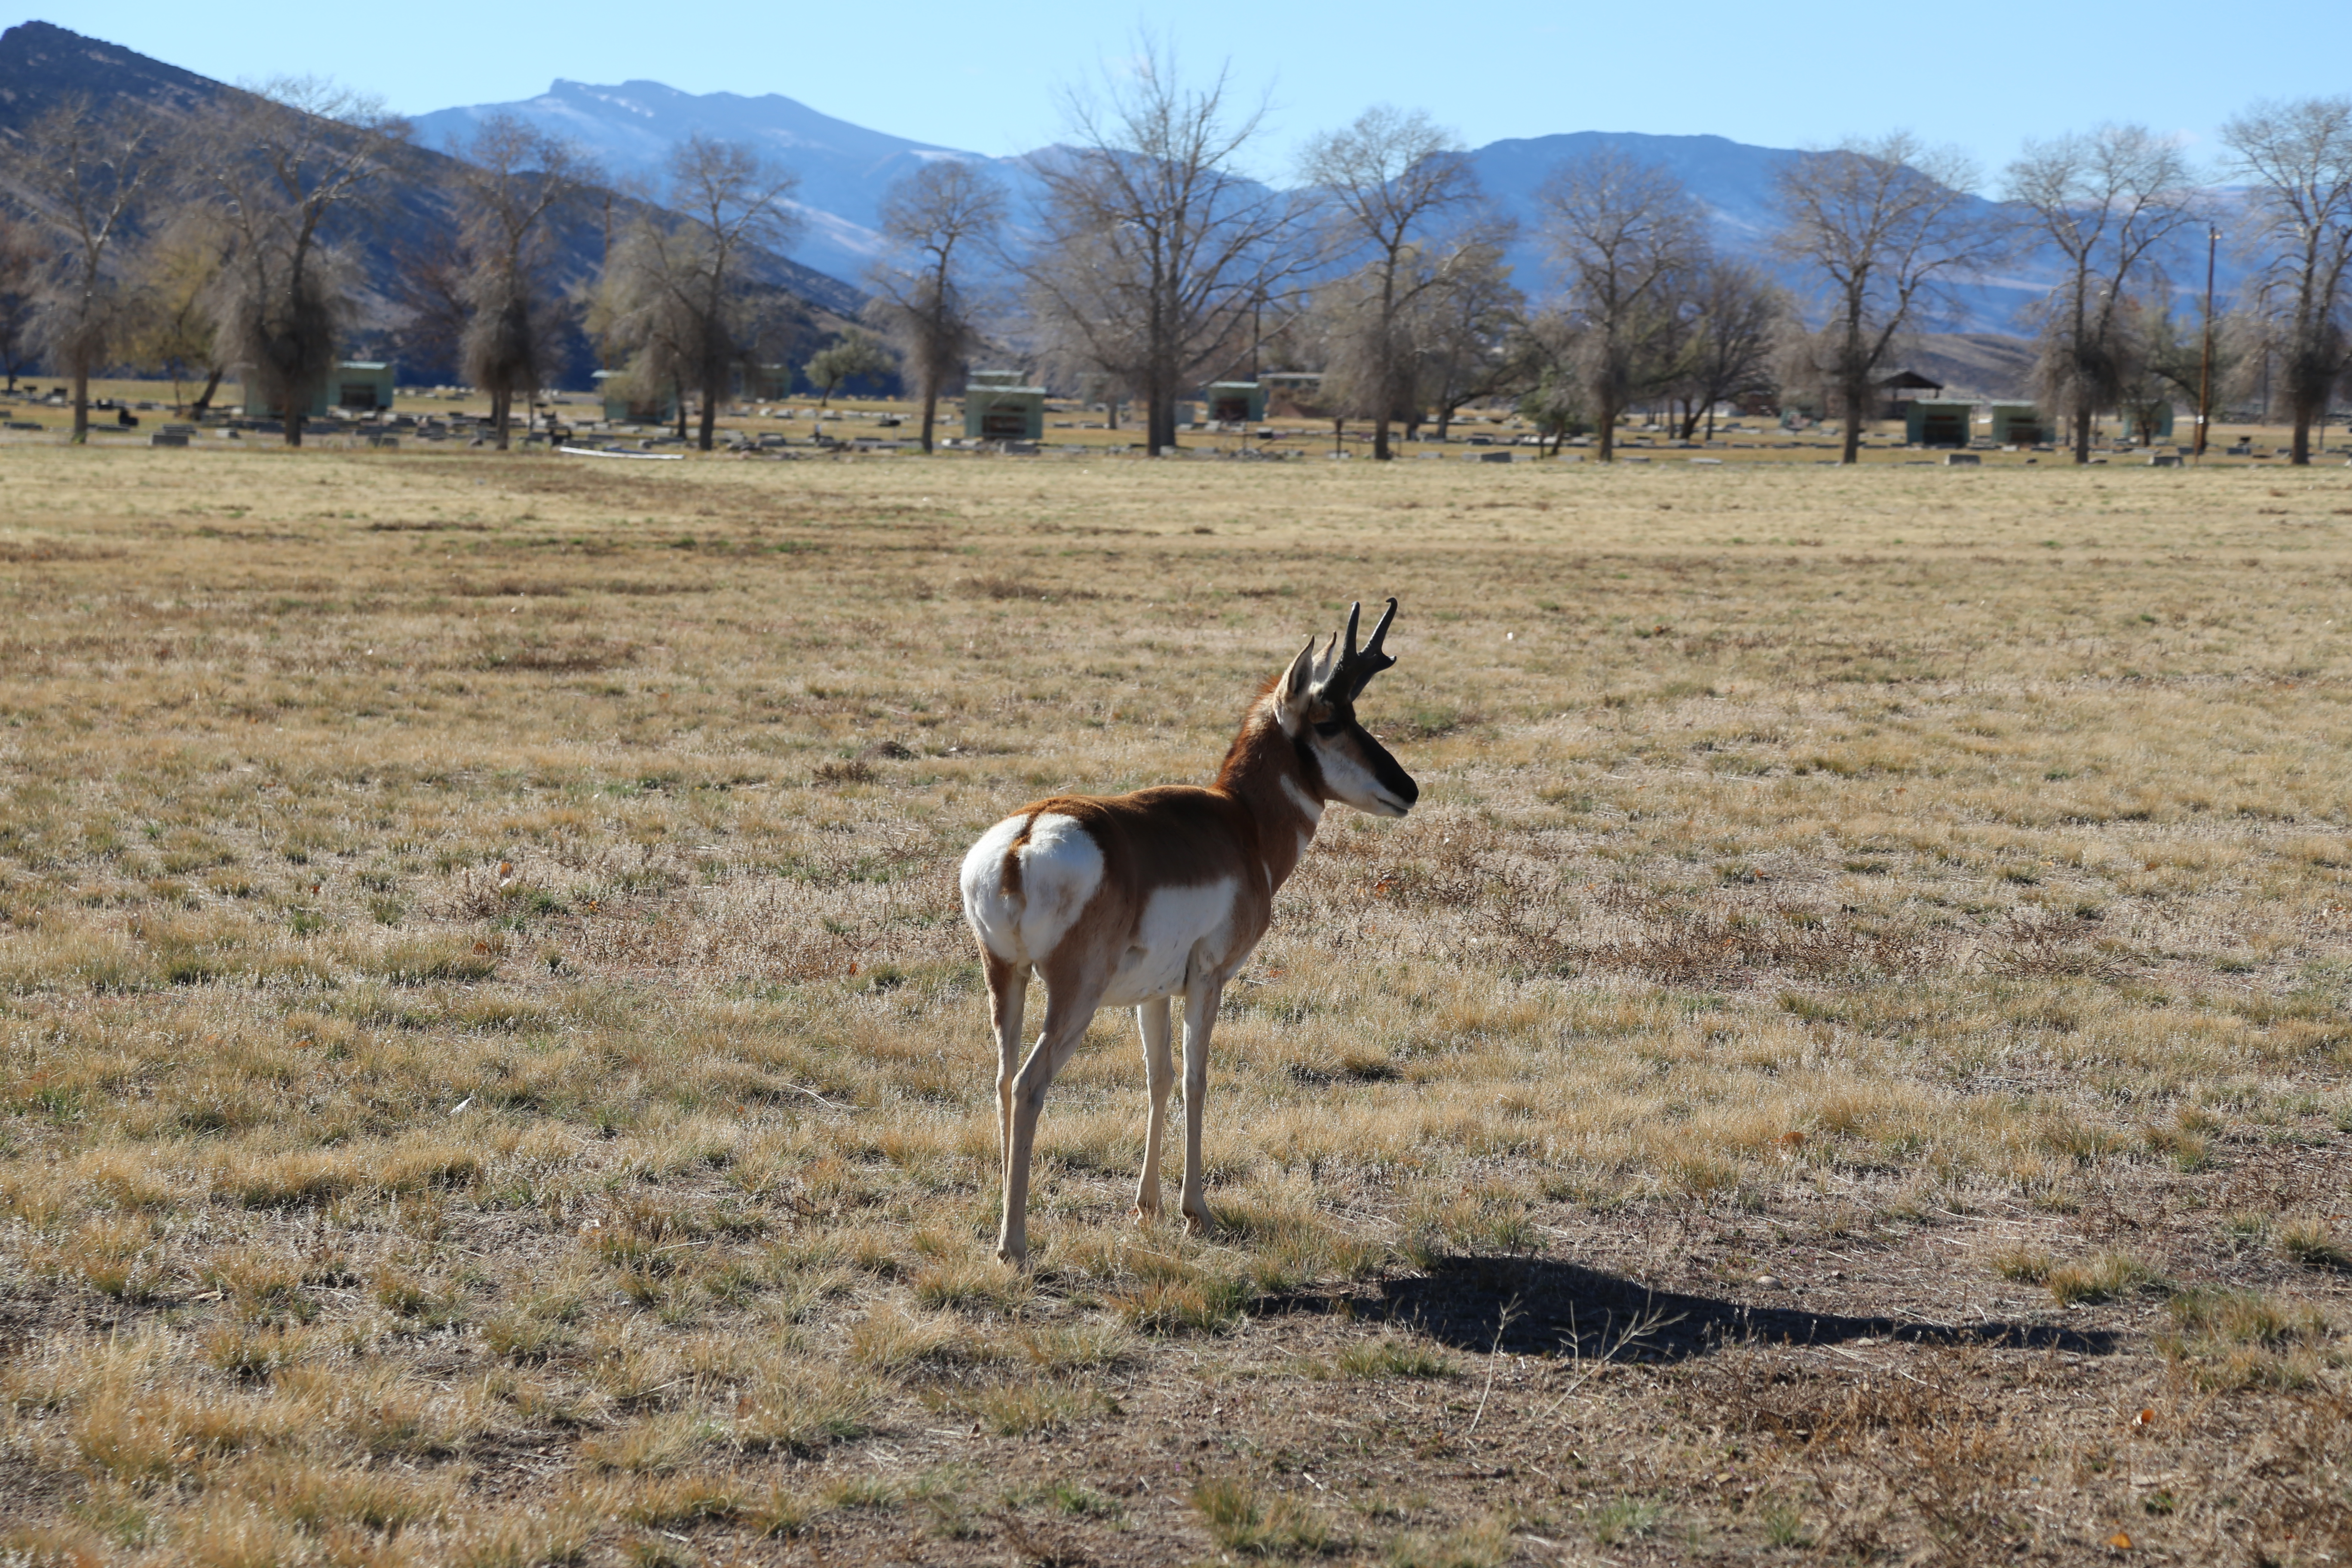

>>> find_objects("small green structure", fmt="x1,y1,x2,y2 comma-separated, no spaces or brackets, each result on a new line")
1204,382,1266,423
1985,402,2046,445
330,362,396,412
594,370,676,425
1905,399,1975,447
240,360,398,417
963,370,1046,440
2121,403,2176,441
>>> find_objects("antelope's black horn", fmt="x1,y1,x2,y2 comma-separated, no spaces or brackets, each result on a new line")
1362,598,1396,666
1336,597,1399,700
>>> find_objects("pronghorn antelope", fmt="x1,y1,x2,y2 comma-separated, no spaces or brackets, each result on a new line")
960,600,1418,1264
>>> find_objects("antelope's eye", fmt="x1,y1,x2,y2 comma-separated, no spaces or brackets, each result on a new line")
1312,717,1350,738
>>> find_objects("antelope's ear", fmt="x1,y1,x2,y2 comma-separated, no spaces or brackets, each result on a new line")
1277,637,1319,728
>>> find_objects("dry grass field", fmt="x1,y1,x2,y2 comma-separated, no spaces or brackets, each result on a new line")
1,445,2349,1566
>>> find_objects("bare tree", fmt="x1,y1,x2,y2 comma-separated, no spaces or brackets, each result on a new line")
866,161,1004,452
1411,240,1526,438
1513,309,1588,456
590,203,695,442
196,78,409,446
1668,258,1785,439
6,96,168,442
1022,48,1311,454
1773,133,1994,464
1026,210,1153,422
2006,125,2202,463
122,203,237,411
590,251,694,438
385,223,472,388
2123,295,2260,441
0,211,46,393
1538,147,1706,461
2224,98,2352,465
1302,106,1490,458
1310,266,1404,440
2110,300,2183,444
600,135,798,451
449,113,597,449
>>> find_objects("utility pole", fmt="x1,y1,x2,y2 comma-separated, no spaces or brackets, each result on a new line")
2195,226,2217,461
598,190,616,372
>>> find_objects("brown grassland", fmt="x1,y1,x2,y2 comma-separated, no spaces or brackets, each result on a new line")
0,444,2349,1565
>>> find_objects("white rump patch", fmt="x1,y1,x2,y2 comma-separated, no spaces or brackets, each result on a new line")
959,812,1104,964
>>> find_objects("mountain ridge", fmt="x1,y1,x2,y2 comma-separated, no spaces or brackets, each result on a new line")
411,80,993,288
414,80,2130,333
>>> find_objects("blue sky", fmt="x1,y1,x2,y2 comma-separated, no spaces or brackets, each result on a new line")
13,0,2343,186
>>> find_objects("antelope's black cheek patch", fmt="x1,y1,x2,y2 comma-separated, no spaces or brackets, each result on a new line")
1354,729,1419,806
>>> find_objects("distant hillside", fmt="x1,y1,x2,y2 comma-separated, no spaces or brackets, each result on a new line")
1901,333,2041,401
1473,132,1906,318
0,14,216,120
0,22,867,389
412,81,996,289
1464,131,2184,336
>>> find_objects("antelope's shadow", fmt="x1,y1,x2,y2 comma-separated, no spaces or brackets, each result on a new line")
1338,1254,2118,1361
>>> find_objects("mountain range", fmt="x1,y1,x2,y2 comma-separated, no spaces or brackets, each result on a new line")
412,91,1872,316
418,83,2233,342
3,20,2243,397
412,81,968,291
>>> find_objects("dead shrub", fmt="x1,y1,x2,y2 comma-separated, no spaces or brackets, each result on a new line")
952,576,1097,601
468,635,635,674
1989,907,2116,979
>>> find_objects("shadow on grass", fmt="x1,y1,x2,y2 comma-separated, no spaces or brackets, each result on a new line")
1350,1255,2118,1361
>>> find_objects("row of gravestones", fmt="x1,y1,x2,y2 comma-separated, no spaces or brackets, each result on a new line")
148,424,403,450
1943,452,2189,467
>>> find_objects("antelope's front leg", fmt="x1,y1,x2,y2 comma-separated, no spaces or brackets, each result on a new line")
1133,996,1173,1222
1177,981,1224,1234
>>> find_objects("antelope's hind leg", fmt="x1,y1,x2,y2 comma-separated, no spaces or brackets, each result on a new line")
984,955,1029,1186
998,982,1100,1266
1133,996,1173,1222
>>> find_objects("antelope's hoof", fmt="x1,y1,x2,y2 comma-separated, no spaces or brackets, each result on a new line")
995,1241,1027,1267
1131,1201,1162,1225
1181,1207,1214,1237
